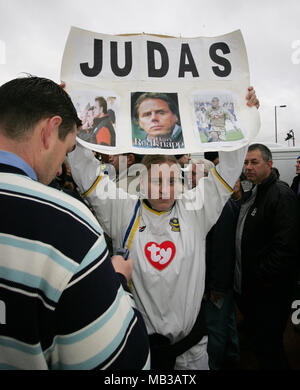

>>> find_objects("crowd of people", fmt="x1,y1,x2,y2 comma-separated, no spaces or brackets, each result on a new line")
0,76,299,371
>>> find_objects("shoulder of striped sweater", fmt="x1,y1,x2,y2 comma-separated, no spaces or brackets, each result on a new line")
13,174,99,220
1,173,103,237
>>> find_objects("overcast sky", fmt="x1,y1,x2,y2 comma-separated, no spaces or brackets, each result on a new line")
0,0,300,147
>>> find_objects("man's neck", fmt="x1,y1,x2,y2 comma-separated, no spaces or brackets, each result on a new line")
255,171,273,186
143,199,175,213
0,134,36,173
0,140,28,162
96,113,107,119
0,149,38,180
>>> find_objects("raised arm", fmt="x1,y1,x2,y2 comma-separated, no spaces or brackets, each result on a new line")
68,144,137,247
68,143,101,195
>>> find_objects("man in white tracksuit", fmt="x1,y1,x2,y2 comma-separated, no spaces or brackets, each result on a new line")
68,89,259,370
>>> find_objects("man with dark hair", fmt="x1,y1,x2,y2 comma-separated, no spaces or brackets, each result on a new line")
234,143,299,369
291,155,300,196
0,76,80,184
0,76,150,370
0,76,80,140
132,92,184,149
204,151,219,166
91,96,116,146
174,154,191,168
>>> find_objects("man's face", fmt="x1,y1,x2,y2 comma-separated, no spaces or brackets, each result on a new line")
108,154,120,172
87,110,94,127
39,126,77,185
296,158,300,175
213,157,219,166
141,162,181,212
80,110,88,125
191,163,205,189
108,154,129,173
138,98,178,138
94,101,102,118
178,154,191,166
244,149,272,184
211,98,219,109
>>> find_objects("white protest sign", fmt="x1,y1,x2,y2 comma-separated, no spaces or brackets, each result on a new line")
61,27,260,154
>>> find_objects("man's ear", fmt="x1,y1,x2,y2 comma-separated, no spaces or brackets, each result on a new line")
267,159,273,169
41,116,62,149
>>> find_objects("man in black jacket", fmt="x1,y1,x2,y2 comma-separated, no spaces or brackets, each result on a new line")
290,155,300,331
291,155,300,196
234,144,299,369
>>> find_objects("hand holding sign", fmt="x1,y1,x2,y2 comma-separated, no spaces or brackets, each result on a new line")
61,28,260,154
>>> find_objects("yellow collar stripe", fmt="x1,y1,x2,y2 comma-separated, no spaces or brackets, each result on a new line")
127,215,140,250
81,174,103,198
212,168,233,193
142,201,167,215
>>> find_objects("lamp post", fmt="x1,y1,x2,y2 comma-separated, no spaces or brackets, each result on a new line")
274,105,287,143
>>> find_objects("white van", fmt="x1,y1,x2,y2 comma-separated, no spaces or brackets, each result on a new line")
192,143,300,187
268,144,300,186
